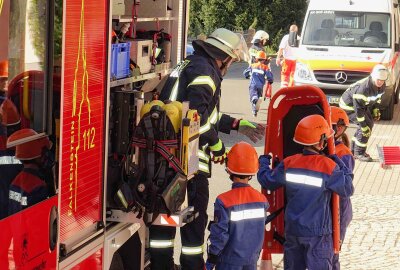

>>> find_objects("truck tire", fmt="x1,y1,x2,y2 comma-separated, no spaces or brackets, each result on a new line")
380,94,394,120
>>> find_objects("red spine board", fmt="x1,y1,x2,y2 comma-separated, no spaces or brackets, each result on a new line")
262,85,339,254
59,0,108,241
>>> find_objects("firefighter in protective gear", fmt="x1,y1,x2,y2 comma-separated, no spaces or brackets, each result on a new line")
243,51,273,116
339,64,388,162
276,25,298,87
258,115,354,270
0,60,8,95
153,28,264,270
205,142,268,270
330,106,355,270
7,128,51,215
249,30,269,64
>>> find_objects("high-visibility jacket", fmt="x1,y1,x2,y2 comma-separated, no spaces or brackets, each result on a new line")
243,62,273,89
257,151,354,237
159,49,236,177
339,76,385,128
208,182,269,265
248,44,264,64
8,168,48,216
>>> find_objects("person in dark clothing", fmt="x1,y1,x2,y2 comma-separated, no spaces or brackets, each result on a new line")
153,28,265,270
339,64,389,161
257,114,354,270
248,30,269,64
7,128,51,215
205,141,269,270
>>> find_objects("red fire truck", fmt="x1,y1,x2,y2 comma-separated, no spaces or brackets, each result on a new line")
0,0,192,269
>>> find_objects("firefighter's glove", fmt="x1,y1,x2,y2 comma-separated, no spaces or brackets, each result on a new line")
372,108,381,121
361,126,371,137
210,139,228,164
238,120,265,143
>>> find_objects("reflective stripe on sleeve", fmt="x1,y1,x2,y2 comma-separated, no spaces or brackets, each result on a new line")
209,107,218,125
199,162,210,173
188,76,216,93
198,150,210,162
149,240,174,248
352,137,367,147
230,208,265,222
181,246,203,255
9,191,27,206
353,94,368,102
339,98,354,111
169,80,180,101
286,173,323,187
209,139,223,152
199,120,211,134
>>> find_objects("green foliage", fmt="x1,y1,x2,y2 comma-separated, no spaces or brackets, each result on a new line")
188,0,308,50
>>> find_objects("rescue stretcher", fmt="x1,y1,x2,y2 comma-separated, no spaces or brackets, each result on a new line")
260,85,340,268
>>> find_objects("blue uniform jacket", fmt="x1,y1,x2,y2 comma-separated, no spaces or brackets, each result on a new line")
208,182,269,265
8,168,48,216
243,62,273,90
335,141,355,235
257,151,354,237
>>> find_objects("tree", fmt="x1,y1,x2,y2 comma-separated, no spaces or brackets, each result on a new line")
188,0,308,50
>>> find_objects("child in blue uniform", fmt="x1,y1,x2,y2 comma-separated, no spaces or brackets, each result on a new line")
206,141,269,270
243,51,273,116
330,106,355,270
257,115,354,270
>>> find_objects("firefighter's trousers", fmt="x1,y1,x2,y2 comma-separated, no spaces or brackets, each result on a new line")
280,59,296,87
347,110,374,155
149,174,209,270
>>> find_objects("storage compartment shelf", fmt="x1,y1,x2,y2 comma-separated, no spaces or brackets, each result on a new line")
112,15,177,23
110,68,172,88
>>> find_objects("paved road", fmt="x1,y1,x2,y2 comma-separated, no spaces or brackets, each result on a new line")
174,61,400,269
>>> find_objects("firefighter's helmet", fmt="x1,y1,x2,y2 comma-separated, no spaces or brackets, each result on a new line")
205,28,241,59
293,115,334,145
256,51,267,60
140,100,166,118
0,61,8,78
226,141,259,175
251,30,269,44
331,106,349,127
7,128,51,160
0,99,21,126
371,64,388,81
163,103,181,133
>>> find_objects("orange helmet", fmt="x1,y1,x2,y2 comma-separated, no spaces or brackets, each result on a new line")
0,61,8,78
226,141,259,175
0,99,21,126
330,106,349,127
256,51,267,60
7,128,51,160
293,115,334,145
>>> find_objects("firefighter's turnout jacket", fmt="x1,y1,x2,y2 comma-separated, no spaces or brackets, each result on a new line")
208,182,269,266
248,44,264,64
257,151,354,237
339,76,385,128
159,48,236,177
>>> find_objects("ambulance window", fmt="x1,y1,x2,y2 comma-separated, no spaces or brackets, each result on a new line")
0,0,62,218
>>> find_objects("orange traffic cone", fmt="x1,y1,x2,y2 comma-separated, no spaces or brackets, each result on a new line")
259,249,273,270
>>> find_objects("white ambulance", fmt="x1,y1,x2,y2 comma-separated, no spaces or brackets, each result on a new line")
294,0,400,120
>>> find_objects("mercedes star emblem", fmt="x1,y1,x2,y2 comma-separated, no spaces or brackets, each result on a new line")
335,71,347,84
